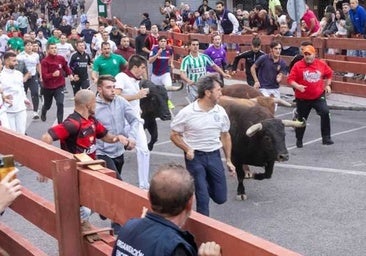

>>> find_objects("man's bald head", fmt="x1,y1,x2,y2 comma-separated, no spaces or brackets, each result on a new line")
74,89,95,107
149,164,195,217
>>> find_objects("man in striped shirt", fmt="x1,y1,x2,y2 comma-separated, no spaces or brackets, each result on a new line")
180,38,230,102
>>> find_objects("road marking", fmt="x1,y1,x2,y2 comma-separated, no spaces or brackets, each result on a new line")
149,150,366,177
276,163,366,176
287,125,366,150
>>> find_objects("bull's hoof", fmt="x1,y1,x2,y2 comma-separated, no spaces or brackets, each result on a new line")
235,194,248,201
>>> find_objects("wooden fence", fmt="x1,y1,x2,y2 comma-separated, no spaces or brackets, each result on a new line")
0,127,301,255
122,25,366,98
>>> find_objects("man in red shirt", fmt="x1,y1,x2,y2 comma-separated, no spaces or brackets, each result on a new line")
41,42,74,123
38,89,130,226
114,35,135,64
287,45,334,148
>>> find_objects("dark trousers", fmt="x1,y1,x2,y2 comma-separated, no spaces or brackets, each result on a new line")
97,154,124,234
185,149,227,216
295,93,331,140
71,79,90,95
24,76,39,112
41,86,65,124
96,154,124,181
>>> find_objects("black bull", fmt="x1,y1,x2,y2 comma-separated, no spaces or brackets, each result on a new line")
219,97,305,200
139,80,171,151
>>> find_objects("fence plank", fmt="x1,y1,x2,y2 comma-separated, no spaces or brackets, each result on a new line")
0,222,48,256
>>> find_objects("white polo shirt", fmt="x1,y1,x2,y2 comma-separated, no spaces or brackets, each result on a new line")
171,100,230,152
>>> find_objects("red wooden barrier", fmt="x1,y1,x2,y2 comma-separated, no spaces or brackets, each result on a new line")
0,127,302,255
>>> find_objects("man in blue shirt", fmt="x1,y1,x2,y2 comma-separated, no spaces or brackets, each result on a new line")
112,164,222,256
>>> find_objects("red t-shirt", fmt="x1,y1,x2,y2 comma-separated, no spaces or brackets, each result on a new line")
288,58,333,100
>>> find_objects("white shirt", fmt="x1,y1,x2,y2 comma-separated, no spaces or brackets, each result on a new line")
171,100,230,152
0,68,27,113
0,34,9,53
17,51,40,76
115,72,141,117
56,42,75,61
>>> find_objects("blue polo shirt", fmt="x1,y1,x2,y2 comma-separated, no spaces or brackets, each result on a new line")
255,54,287,89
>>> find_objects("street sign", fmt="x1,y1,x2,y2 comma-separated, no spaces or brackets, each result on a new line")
287,0,306,22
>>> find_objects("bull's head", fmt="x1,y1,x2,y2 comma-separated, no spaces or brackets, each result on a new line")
140,80,171,121
245,119,291,162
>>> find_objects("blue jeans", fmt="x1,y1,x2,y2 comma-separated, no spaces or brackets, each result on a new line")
185,149,227,216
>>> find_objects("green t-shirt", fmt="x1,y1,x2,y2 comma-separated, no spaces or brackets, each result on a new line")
8,37,24,52
93,53,127,77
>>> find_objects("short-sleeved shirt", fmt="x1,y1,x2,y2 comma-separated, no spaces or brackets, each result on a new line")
92,53,127,77
170,101,230,152
254,54,287,89
204,45,227,73
150,45,173,76
115,71,141,117
48,111,108,159
180,53,214,83
16,51,40,76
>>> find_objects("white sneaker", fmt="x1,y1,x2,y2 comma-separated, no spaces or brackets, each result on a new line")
344,72,354,78
32,112,39,119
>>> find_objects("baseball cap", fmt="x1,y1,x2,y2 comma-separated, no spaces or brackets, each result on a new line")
303,45,315,55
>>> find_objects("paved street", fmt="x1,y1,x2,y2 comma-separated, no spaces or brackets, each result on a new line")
1,81,366,255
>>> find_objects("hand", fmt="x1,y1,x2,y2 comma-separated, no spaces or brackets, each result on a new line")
295,84,306,93
69,75,74,82
138,88,149,99
325,85,332,94
53,70,60,77
3,94,12,106
37,174,48,183
231,70,236,75
254,81,260,89
0,169,22,212
198,241,221,256
125,138,136,150
223,73,231,79
185,148,194,160
276,73,283,83
157,48,163,56
226,161,236,177
24,99,32,107
113,135,129,146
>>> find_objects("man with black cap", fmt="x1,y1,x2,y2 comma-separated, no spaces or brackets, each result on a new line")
287,45,334,148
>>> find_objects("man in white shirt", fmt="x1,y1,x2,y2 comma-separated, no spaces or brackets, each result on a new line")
17,40,41,119
115,54,150,190
56,33,75,62
0,52,31,134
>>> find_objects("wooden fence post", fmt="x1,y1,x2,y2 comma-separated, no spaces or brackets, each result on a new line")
52,159,83,256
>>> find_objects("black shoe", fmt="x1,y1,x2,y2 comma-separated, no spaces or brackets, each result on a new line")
41,112,46,122
99,214,107,220
322,138,334,145
296,140,303,148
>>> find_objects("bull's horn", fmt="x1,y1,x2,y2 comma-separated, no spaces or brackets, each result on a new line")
165,83,184,91
246,123,263,137
282,119,306,127
273,98,292,107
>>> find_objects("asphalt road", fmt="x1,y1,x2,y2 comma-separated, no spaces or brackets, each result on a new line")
1,81,366,256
